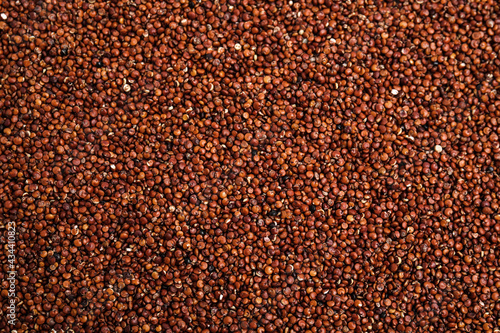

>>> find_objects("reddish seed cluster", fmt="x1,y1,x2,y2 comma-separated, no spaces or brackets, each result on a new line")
1,0,500,332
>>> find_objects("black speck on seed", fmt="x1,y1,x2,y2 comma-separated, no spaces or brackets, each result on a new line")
309,205,316,213
337,124,343,130
268,209,279,217
61,48,68,56
208,264,215,272
53,252,61,262
184,256,192,265
96,60,103,68
251,149,258,157
189,1,195,8
199,229,206,235
269,222,277,229
205,53,213,60
487,166,494,173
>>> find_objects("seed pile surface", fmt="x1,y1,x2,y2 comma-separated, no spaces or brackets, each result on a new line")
1,0,500,332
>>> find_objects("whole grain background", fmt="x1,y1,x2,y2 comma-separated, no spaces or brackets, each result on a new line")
1,0,500,332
